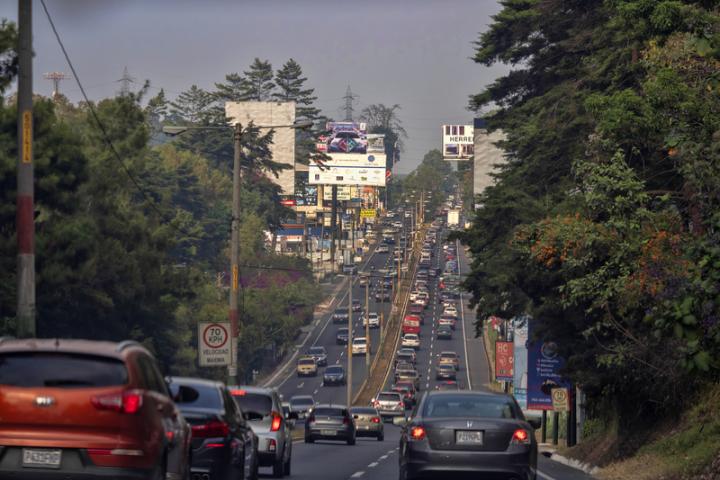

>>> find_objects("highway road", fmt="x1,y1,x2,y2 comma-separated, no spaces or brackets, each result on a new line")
265,215,595,480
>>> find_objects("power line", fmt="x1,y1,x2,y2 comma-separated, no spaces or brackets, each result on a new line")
40,0,192,239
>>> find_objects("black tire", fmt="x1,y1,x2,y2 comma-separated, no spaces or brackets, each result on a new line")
272,455,285,478
347,436,356,446
377,433,384,441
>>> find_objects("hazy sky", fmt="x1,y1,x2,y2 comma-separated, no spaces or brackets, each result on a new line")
1,0,507,174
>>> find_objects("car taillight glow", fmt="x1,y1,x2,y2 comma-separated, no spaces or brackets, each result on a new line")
192,420,230,439
371,417,381,424
270,412,283,432
511,429,531,445
91,389,144,414
410,426,426,441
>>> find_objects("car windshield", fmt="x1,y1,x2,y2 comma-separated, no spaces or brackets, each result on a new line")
335,309,347,314
309,347,325,355
231,392,273,416
350,407,377,415
291,397,314,406
169,383,222,409
423,394,518,419
0,352,127,388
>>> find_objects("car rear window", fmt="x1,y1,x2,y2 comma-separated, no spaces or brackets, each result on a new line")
169,383,222,409
326,366,344,374
309,347,325,354
299,358,315,365
378,393,402,401
423,394,518,419
0,352,127,388
313,407,346,416
231,392,273,416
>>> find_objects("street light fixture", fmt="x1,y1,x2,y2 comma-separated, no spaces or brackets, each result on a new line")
163,118,313,385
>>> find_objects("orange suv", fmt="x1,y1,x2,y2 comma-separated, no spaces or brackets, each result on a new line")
0,337,191,479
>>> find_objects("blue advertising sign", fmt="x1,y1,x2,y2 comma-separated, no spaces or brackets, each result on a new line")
527,333,572,410
512,315,529,409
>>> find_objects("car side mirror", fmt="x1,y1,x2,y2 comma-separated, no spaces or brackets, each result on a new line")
392,416,409,427
528,418,542,430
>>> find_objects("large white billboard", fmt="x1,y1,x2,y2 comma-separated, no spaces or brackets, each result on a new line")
442,124,474,160
225,101,296,195
309,152,387,187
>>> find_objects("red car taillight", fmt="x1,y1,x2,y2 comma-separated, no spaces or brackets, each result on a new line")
91,389,143,414
410,426,426,441
371,417,381,424
192,421,230,439
511,429,531,445
270,411,283,432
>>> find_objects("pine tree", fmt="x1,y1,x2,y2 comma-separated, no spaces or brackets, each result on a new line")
216,58,275,102
273,58,320,120
169,85,214,123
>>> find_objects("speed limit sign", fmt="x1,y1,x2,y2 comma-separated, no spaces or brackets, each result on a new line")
551,388,570,412
198,322,232,367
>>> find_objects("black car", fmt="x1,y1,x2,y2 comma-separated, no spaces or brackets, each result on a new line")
396,391,540,480
437,325,453,339
323,365,347,386
169,377,259,480
332,308,350,324
307,346,328,366
375,291,391,302
305,405,357,445
336,327,349,345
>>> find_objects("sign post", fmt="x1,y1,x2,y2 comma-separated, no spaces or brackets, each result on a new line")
552,388,570,412
495,341,514,382
198,322,232,367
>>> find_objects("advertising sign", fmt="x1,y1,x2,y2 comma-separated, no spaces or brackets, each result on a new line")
495,341,514,381
324,121,368,154
322,185,353,201
367,133,385,153
198,322,232,367
309,152,387,187
527,336,572,410
226,101,296,195
512,315,529,409
442,124,474,160
360,209,376,219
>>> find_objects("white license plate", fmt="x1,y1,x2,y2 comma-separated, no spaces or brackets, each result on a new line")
456,430,483,445
320,429,337,436
22,449,62,468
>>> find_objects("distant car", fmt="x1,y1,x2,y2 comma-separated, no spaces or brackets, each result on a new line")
0,339,192,480
350,407,384,441
336,327,349,345
395,368,421,391
343,263,358,275
304,405,357,445
306,346,328,366
392,381,418,409
435,364,457,380
435,380,461,391
439,316,457,330
328,130,367,154
437,325,453,339
169,377,259,480
359,274,370,286
228,385,293,478
289,395,315,419
332,308,350,324
375,290,392,302
352,337,369,355
396,391,539,480
323,365,347,386
296,356,318,377
439,351,460,370
364,312,380,328
396,348,417,365
443,305,459,317
372,391,405,419
401,333,421,349
376,244,389,253
352,299,362,312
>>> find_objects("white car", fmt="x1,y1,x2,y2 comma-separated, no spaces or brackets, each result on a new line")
376,244,389,253
443,305,458,317
352,337,369,355
364,312,380,328
401,333,420,349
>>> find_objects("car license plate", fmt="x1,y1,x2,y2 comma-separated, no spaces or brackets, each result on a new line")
321,429,336,436
22,449,62,468
456,430,483,445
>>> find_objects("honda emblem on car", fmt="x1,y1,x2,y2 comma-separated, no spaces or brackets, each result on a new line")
34,396,55,407
466,420,473,428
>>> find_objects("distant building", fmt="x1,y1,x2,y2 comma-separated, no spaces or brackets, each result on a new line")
473,118,506,206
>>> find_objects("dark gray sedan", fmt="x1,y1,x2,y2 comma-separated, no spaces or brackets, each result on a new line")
396,391,540,480
304,405,356,445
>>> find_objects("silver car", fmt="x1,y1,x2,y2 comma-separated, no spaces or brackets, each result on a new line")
350,406,384,441
229,386,294,478
372,391,405,419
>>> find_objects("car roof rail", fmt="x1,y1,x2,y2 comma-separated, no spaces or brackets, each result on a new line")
0,336,15,345
116,340,141,352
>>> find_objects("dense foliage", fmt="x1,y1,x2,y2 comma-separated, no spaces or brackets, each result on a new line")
463,0,720,430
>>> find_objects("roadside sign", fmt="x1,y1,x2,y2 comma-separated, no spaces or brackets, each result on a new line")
360,209,376,219
198,322,232,367
495,341,514,381
551,388,570,412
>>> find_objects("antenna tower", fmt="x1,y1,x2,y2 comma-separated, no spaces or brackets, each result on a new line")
342,85,358,121
43,71,70,100
117,66,135,96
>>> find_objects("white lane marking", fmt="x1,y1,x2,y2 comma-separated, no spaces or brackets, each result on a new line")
297,382,304,389
350,472,365,478
379,455,389,460
340,351,345,357
313,389,319,395
537,471,559,480
368,462,379,468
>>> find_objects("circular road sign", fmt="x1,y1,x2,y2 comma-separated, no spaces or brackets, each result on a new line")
202,323,229,349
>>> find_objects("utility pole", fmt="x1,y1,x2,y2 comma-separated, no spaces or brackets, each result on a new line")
365,281,370,369
347,271,353,406
16,0,35,338
228,123,242,385
43,72,70,100
331,185,337,273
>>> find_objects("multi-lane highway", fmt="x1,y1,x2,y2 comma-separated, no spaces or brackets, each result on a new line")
264,212,595,480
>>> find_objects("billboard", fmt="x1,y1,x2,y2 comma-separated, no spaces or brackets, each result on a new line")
323,121,368,154
495,341,514,381
512,315,529,409
442,124,474,160
527,335,572,411
322,185,356,201
367,133,385,153
309,152,387,187
226,101,296,195
473,118,507,197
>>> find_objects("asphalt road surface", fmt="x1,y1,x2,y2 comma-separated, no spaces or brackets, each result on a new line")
266,218,595,480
